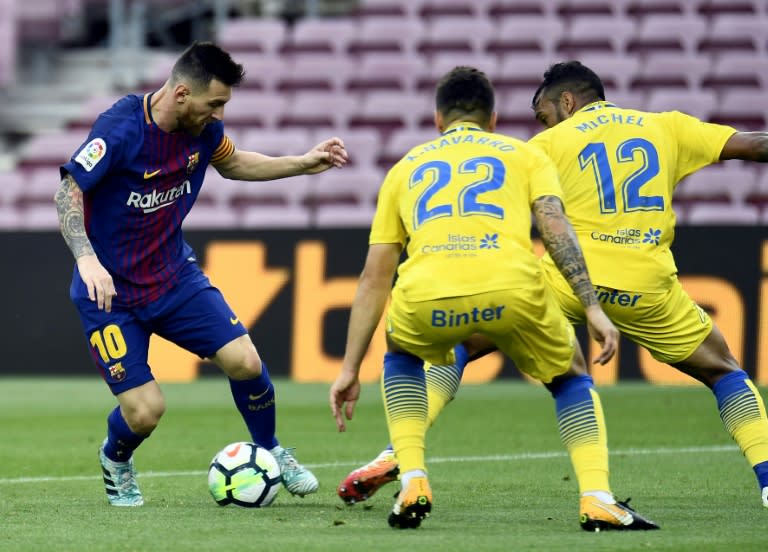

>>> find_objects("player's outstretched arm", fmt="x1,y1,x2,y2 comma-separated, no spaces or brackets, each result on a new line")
54,174,116,312
532,194,618,364
330,243,401,432
720,131,768,162
214,137,349,181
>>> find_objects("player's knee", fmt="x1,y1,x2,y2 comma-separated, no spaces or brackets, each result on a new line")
226,342,263,380
214,335,263,380
124,400,165,435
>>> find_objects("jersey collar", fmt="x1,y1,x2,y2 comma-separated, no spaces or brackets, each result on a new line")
143,93,154,125
579,100,618,114
442,121,485,135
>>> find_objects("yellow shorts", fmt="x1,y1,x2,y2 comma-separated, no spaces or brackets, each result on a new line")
387,282,575,383
542,264,712,364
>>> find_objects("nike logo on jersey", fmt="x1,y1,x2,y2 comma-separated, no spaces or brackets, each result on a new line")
230,316,239,325
143,169,162,179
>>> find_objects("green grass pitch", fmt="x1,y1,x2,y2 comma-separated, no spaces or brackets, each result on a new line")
1,378,766,551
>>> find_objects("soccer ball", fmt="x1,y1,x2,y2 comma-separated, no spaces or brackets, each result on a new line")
208,442,282,507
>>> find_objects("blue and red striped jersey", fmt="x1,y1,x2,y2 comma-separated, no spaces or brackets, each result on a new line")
61,93,235,307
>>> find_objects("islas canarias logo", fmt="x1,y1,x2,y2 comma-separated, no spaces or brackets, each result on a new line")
420,233,501,255
642,228,662,245
126,180,192,213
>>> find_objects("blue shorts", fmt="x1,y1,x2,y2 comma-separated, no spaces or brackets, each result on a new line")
72,262,247,394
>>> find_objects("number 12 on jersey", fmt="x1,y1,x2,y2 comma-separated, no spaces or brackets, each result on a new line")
579,139,664,214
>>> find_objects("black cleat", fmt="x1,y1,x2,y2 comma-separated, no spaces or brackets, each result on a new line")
579,496,660,532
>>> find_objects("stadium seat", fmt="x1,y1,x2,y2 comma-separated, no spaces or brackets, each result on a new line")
313,204,378,228
418,52,499,93
69,94,123,131
416,17,494,56
276,90,357,130
697,14,768,54
495,125,536,141
645,89,717,120
555,16,635,57
485,16,564,59
15,0,78,44
604,90,647,110
700,53,768,92
302,168,384,212
274,53,350,93
14,167,62,213
745,169,768,211
0,170,24,208
379,128,439,169
240,205,313,228
199,168,240,207
16,204,60,230
221,91,288,129
346,53,424,95
576,54,641,92
229,174,312,213
697,0,764,17
629,53,709,91
487,0,553,18
709,90,768,130
418,0,487,20
139,52,178,88
348,91,431,138
346,17,425,57
686,203,760,224
494,55,553,96
215,17,287,54
554,0,622,19
279,17,357,56
675,165,757,205
16,131,85,169
624,0,691,18
626,14,707,56
182,205,238,229
496,91,542,133
0,0,17,87
233,52,292,91
351,0,421,19
324,128,382,169
0,206,22,229
239,128,316,157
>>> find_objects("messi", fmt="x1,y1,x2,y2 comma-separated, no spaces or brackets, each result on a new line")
431,306,506,327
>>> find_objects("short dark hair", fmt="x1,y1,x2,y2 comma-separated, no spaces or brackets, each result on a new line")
171,41,245,90
531,61,605,108
435,66,495,126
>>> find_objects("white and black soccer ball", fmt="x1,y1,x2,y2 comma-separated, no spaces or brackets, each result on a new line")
208,442,282,507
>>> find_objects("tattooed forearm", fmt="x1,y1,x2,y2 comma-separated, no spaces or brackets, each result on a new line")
54,174,95,259
533,195,597,308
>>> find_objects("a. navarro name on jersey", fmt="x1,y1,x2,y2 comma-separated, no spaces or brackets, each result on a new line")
126,180,192,213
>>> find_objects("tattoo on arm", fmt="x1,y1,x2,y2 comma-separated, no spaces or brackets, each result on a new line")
54,174,95,259
533,196,597,308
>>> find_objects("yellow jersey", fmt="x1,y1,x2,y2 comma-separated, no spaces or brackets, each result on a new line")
370,123,563,302
529,101,736,292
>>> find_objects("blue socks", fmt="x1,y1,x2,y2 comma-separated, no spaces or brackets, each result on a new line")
229,362,278,450
103,406,146,462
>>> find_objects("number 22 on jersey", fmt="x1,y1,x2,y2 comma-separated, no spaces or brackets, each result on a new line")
411,156,506,229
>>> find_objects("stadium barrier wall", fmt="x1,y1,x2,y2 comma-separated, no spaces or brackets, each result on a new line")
2,227,766,384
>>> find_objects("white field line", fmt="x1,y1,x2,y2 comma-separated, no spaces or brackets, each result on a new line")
0,444,737,485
